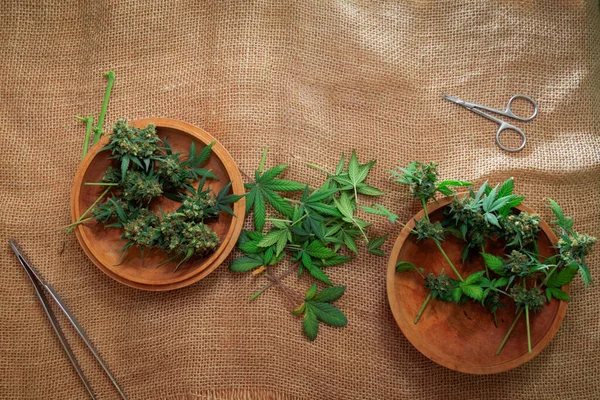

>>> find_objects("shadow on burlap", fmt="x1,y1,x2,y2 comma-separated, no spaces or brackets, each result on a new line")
1,1,599,399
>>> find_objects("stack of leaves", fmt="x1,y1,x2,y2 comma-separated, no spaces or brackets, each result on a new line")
68,120,243,270
230,149,389,340
390,161,596,355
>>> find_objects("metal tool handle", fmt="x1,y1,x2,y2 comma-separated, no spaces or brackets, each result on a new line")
496,122,527,152
10,243,97,399
9,240,128,400
503,94,538,121
473,94,538,121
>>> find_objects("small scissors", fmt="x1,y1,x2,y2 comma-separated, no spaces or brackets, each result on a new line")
443,93,538,152
9,240,128,399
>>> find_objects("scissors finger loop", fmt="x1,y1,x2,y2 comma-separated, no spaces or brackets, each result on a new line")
496,123,526,152
505,94,538,121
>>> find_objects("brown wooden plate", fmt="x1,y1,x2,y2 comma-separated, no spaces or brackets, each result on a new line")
387,197,567,374
71,118,245,291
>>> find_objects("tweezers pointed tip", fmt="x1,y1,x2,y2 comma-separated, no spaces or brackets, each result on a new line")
442,93,457,102
8,239,21,255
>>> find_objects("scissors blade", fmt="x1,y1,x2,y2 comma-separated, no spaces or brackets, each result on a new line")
442,93,473,108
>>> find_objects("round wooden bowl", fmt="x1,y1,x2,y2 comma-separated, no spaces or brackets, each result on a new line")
71,118,245,291
387,197,568,374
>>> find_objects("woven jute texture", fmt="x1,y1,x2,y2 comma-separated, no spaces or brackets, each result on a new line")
1,1,599,399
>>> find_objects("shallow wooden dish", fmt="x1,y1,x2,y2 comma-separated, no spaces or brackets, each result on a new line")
387,197,567,374
71,118,245,291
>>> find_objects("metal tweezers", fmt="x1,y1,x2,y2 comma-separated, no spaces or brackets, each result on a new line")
9,240,127,399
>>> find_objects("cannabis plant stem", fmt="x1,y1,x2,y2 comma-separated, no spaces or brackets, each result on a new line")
76,116,94,159
93,71,115,144
66,187,112,233
265,273,301,308
541,265,559,286
306,163,331,175
433,239,464,282
84,182,119,186
480,245,490,278
60,217,93,229
523,280,532,354
249,265,296,301
525,306,532,353
414,293,432,324
480,244,497,326
421,199,430,222
258,148,268,174
420,198,463,280
496,308,524,355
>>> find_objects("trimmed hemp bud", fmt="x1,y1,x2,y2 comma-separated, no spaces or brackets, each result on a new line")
414,218,446,242
93,197,130,223
504,250,531,278
101,166,121,184
179,192,217,221
122,209,159,249
500,211,541,248
510,286,546,313
122,170,163,203
105,120,160,159
558,234,597,264
425,273,456,301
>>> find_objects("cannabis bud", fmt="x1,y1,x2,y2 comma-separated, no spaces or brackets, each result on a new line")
414,218,445,242
103,119,161,160
101,166,121,184
425,273,456,301
509,286,546,313
406,162,439,202
558,234,597,264
500,211,541,248
122,170,163,203
122,209,159,249
179,191,217,221
92,197,130,223
504,250,531,278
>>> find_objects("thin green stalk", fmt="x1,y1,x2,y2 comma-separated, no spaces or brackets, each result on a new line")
541,265,559,286
414,293,432,324
93,71,115,143
523,280,532,354
265,217,292,223
525,306,532,353
250,283,272,301
291,213,308,227
306,163,331,175
84,182,119,186
258,148,268,174
284,198,302,204
480,244,490,278
66,187,111,233
496,308,524,355
481,244,497,326
421,198,430,222
76,116,94,159
413,266,425,279
434,239,464,281
59,217,93,230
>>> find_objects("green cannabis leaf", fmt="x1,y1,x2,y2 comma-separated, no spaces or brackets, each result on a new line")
296,284,347,341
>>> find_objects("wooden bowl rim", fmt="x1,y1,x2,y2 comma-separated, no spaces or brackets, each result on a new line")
386,196,568,374
70,118,245,290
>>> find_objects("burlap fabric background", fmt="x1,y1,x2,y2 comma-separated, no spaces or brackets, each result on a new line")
1,1,599,399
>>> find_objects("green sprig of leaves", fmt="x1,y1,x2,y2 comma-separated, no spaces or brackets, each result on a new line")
232,149,388,340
